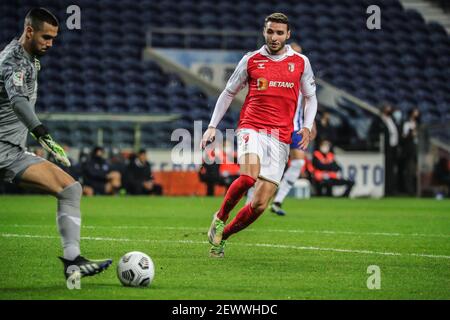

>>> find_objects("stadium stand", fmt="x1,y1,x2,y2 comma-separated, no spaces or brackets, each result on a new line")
0,0,449,149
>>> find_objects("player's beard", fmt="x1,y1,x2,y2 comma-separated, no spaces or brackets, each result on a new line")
266,39,286,55
30,39,49,57
35,47,49,57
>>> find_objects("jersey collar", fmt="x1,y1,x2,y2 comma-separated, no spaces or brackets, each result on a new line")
259,44,295,59
14,38,35,62
15,39,40,70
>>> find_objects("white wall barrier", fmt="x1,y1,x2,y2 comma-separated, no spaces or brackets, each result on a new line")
146,150,385,198
333,152,385,198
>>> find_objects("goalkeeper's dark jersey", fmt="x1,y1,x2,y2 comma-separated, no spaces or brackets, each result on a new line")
0,39,39,149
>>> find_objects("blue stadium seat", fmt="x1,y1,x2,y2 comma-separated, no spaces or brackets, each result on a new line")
85,95,107,112
1,0,447,136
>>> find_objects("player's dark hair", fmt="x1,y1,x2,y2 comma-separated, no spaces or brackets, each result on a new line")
264,13,290,31
92,146,104,157
407,108,421,123
24,7,59,31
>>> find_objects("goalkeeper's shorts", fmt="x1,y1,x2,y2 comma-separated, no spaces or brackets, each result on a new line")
0,141,45,183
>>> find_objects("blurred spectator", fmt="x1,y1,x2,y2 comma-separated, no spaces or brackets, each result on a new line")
290,42,302,53
124,149,162,195
370,103,399,195
109,147,128,178
82,146,122,196
392,107,403,129
400,108,420,195
78,147,90,164
309,139,354,197
199,147,221,196
316,111,335,144
47,145,79,180
433,156,450,195
219,140,240,188
69,147,90,183
392,107,405,193
199,140,239,196
382,104,400,196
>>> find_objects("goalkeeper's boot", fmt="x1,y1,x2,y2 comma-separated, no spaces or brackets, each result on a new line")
59,255,112,279
208,212,225,246
209,240,226,258
270,202,286,216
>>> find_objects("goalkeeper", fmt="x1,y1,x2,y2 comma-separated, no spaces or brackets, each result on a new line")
0,8,111,281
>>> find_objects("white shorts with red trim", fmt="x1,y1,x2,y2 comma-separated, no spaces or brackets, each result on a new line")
236,128,289,185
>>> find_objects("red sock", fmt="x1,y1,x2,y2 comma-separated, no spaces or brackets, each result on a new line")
222,203,263,240
217,175,256,222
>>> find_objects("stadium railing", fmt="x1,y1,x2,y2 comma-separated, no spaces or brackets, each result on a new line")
36,112,180,150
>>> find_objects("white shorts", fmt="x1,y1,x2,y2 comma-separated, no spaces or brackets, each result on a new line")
236,128,289,185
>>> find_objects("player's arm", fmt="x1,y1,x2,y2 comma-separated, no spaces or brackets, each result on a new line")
11,96,41,131
310,121,317,140
200,55,249,149
12,97,71,167
3,63,70,166
299,56,318,150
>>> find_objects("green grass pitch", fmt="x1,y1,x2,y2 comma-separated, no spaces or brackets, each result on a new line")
0,196,449,300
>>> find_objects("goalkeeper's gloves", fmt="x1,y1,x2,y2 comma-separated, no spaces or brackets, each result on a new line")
31,125,71,167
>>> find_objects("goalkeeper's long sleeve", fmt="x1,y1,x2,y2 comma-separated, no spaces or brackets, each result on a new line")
11,96,42,132
11,97,70,167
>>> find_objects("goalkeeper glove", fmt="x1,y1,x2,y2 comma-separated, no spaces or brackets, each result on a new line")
31,125,71,167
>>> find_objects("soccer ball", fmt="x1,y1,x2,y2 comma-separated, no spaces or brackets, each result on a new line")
117,251,155,287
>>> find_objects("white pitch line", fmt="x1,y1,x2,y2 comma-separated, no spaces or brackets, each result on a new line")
2,232,450,260
1,223,450,239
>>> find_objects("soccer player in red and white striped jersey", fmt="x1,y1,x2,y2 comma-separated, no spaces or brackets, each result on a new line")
201,13,318,257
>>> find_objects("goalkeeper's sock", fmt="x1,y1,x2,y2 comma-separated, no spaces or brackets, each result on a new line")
217,175,256,223
273,159,304,204
56,182,82,260
222,203,263,240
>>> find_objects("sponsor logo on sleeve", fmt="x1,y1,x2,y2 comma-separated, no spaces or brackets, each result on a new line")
34,59,41,71
13,70,24,86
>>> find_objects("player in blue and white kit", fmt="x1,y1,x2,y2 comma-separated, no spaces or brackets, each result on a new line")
270,95,317,215
247,93,316,215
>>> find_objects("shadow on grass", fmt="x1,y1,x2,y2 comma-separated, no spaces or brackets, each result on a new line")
0,283,120,293
0,282,160,298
